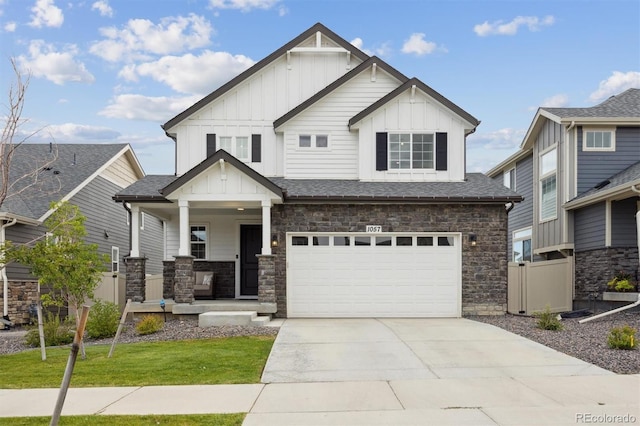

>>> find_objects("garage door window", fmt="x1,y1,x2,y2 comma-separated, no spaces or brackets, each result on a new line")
313,236,330,246
417,236,433,246
396,236,413,246
334,236,350,246
376,236,392,246
292,236,308,246
438,236,454,246
354,236,371,246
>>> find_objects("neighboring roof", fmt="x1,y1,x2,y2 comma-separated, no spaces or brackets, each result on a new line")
273,56,408,130
485,148,532,177
161,150,283,199
349,78,480,131
162,22,370,133
1,143,133,221
565,160,640,209
113,175,178,202
541,88,640,119
269,173,521,203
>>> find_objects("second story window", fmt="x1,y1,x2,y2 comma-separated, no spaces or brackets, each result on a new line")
539,147,557,221
503,167,515,190
583,128,615,151
220,136,249,160
389,133,434,169
298,134,329,148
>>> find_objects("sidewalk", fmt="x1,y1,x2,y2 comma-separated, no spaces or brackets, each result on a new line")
1,375,638,425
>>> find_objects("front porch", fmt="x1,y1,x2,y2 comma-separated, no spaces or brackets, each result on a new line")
128,299,278,316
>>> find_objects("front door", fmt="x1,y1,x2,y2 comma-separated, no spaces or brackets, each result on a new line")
240,224,261,297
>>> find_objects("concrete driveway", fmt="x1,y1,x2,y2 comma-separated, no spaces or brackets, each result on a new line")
261,318,611,383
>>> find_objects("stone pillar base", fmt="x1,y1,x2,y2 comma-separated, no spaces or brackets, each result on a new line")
257,255,276,304
174,256,195,304
125,257,146,303
162,260,175,299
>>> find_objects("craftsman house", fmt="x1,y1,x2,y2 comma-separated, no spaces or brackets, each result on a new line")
0,143,163,325
487,88,640,310
115,23,521,318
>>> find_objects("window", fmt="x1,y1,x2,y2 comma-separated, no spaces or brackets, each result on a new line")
190,225,207,259
583,128,615,151
298,134,329,148
396,236,413,246
512,228,532,263
354,236,371,246
111,247,120,274
503,167,515,190
389,133,434,169
219,136,250,160
139,212,145,230
438,236,454,246
376,236,392,246
539,147,557,221
292,236,308,246
334,236,350,246
417,236,433,246
313,236,329,246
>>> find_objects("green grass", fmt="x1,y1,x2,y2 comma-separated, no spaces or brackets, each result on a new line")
0,414,245,425
0,336,274,388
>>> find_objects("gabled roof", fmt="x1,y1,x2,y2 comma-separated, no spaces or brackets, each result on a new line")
348,78,480,131
273,56,408,130
113,175,178,202
160,149,283,199
1,143,138,222
162,22,370,133
541,88,640,119
269,173,521,203
564,160,640,210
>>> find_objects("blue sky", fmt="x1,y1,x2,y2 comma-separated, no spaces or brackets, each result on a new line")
1,0,638,175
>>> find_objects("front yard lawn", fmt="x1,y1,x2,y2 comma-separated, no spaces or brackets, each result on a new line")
0,336,274,388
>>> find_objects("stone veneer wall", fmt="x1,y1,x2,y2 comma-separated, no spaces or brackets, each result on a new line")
271,203,508,318
257,255,276,304
125,257,146,303
173,256,194,304
163,261,236,299
575,247,639,300
162,260,175,299
0,281,38,326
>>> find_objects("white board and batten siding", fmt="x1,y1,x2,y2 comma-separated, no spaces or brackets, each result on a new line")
281,69,402,179
172,49,364,176
287,232,462,318
356,90,468,182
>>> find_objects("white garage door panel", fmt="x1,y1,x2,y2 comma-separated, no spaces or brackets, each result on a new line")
287,233,461,318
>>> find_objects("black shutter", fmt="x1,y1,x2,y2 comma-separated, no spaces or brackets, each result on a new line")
251,134,261,163
435,132,447,171
206,134,216,157
376,132,388,171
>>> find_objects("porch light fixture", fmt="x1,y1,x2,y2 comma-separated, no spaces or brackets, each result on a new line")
237,207,245,211
469,233,477,247
271,234,278,248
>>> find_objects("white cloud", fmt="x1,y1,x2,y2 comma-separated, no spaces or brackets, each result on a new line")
209,0,281,11
99,94,202,121
474,15,555,37
401,33,443,56
468,128,525,150
91,0,113,17
119,51,255,95
17,40,95,85
540,93,569,108
350,37,391,57
589,71,640,102
4,21,16,32
89,14,213,62
29,0,64,28
47,123,121,140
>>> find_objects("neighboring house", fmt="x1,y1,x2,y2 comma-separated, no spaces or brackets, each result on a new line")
0,143,164,326
487,88,640,306
114,23,522,318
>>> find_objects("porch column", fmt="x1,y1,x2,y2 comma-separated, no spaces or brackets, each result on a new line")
261,200,272,255
178,200,190,256
174,255,194,304
125,256,146,303
130,205,140,257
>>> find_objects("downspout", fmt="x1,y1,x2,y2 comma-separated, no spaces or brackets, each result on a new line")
122,202,132,257
632,184,640,277
505,201,515,214
1,218,17,318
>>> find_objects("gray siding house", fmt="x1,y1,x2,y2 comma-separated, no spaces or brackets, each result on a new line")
0,144,163,325
487,88,640,305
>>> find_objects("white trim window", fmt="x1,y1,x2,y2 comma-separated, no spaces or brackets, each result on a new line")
190,225,207,259
111,246,120,274
139,212,145,230
503,167,515,190
389,133,434,169
298,134,329,149
220,136,250,160
583,128,615,151
539,147,557,221
512,228,532,262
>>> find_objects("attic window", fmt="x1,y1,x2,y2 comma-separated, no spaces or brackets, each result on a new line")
583,128,615,152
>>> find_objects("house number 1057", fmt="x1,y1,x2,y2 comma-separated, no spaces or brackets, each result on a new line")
366,225,382,233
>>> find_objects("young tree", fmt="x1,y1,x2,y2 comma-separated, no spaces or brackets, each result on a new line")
5,201,108,330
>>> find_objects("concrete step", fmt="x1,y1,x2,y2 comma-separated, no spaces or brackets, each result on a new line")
199,311,273,327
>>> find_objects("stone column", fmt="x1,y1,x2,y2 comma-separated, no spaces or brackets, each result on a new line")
162,260,175,299
125,256,146,303
174,255,194,304
257,254,276,304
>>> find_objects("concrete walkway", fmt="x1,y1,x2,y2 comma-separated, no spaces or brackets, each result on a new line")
1,318,639,425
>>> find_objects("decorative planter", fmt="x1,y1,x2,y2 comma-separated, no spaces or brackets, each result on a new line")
603,292,640,302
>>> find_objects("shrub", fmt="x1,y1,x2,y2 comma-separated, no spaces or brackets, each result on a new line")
86,300,121,339
607,271,636,292
24,312,75,347
608,325,636,350
533,306,563,331
135,315,164,335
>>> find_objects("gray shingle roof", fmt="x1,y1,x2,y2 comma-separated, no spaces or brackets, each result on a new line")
269,173,521,202
114,175,178,201
541,88,640,118
0,143,128,219
570,160,640,202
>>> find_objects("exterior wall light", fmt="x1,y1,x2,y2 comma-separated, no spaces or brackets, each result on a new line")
469,233,477,247
271,234,278,248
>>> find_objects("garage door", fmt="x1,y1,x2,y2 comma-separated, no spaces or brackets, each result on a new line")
287,233,461,318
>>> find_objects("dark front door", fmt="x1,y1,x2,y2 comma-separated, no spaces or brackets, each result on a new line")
240,224,261,296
